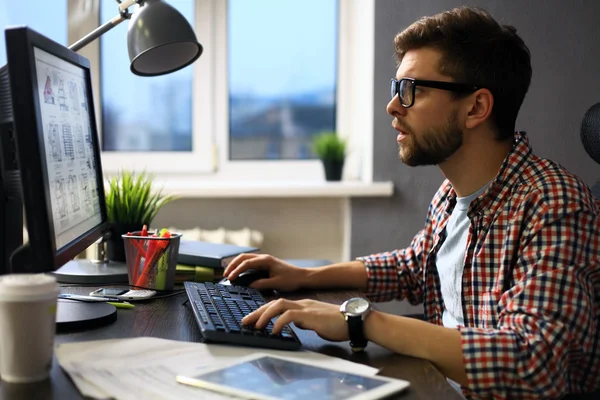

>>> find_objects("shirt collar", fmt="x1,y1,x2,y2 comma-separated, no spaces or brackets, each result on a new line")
444,131,532,217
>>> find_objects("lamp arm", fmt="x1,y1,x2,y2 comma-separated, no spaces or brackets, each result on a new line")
68,0,141,52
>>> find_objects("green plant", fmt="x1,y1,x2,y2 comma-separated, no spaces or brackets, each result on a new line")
105,170,177,225
312,131,347,162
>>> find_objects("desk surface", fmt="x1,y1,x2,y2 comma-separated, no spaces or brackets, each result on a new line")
0,286,462,400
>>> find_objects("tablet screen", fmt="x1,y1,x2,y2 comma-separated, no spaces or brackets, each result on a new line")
182,355,400,400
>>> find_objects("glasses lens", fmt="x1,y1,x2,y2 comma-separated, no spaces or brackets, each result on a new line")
390,79,397,100
399,79,413,107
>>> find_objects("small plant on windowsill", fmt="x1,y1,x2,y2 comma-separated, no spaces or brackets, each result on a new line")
312,131,347,181
104,170,177,262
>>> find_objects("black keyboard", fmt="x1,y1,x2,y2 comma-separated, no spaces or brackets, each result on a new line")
183,281,302,351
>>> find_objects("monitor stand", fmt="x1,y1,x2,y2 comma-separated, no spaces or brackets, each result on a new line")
56,300,117,332
53,259,129,284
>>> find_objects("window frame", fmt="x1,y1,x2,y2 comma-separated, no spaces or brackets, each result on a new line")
67,0,374,182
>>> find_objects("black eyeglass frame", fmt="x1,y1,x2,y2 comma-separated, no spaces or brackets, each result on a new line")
390,78,481,108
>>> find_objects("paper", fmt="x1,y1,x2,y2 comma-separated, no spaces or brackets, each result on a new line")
55,337,379,400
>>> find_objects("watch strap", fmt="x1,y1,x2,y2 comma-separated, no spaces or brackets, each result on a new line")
347,315,368,351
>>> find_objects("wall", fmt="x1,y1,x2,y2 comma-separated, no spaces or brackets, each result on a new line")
351,0,600,315
153,198,345,262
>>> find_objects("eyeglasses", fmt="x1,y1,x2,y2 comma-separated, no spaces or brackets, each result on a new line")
390,78,481,108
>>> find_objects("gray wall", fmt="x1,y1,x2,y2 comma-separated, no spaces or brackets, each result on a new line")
153,198,345,262
351,0,600,313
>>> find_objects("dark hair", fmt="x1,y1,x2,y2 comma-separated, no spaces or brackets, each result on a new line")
394,6,532,140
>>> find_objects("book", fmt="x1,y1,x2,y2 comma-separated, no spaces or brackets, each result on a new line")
175,264,224,283
176,239,259,269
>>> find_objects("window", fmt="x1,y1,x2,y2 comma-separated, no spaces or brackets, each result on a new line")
228,0,337,161
87,0,212,174
67,0,374,181
0,1,67,66
100,0,194,152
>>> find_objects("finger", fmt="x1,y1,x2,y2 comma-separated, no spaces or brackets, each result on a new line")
294,321,308,330
241,300,274,326
223,253,259,276
226,255,274,281
271,310,305,335
254,299,302,329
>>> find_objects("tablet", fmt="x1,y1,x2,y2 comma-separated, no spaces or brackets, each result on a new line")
176,353,410,400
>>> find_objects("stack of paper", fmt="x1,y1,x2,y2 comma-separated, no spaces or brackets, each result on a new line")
55,337,379,400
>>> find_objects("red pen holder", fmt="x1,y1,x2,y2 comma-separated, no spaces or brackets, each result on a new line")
121,231,182,291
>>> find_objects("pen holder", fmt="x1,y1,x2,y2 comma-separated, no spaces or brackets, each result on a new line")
122,231,182,291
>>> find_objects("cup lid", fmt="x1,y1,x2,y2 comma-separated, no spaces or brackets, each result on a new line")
0,274,58,301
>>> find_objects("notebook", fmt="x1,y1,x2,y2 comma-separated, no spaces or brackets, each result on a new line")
177,239,259,269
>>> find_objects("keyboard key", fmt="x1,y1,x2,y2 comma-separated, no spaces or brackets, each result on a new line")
241,326,255,335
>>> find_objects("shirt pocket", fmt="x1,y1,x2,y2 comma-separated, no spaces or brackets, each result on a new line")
479,289,501,328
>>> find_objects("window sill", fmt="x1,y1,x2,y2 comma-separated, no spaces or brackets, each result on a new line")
156,180,394,198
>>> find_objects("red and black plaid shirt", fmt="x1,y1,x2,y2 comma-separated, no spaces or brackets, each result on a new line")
358,132,600,399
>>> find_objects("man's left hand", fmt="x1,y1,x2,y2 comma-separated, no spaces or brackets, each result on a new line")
242,298,348,342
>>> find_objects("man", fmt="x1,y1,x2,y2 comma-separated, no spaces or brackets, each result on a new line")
224,6,600,399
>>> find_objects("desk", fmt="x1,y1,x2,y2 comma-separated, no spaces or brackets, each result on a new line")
0,286,462,400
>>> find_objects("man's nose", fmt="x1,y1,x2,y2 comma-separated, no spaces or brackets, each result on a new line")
387,95,406,117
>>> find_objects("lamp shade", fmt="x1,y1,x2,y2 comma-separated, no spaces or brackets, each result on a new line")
127,0,203,76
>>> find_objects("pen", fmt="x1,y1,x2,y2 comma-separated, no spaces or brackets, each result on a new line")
58,294,126,303
107,301,135,309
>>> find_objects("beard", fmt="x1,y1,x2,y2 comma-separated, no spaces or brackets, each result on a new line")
397,111,463,166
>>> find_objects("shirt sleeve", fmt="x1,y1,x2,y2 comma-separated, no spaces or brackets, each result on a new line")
459,206,599,399
356,228,427,304
356,188,441,304
355,182,449,304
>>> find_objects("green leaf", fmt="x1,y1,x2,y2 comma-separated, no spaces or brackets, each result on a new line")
104,170,178,226
312,131,347,162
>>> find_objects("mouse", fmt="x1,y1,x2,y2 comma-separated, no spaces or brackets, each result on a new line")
224,269,270,288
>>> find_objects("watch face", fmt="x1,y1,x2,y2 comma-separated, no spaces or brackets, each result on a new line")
345,298,370,315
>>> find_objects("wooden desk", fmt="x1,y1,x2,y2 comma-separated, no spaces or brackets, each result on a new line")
0,286,462,400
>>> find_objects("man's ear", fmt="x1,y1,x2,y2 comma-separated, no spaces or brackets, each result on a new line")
464,89,494,130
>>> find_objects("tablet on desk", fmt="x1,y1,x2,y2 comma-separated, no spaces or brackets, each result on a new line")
176,353,410,400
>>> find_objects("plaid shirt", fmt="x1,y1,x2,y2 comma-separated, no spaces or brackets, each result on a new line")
358,132,600,399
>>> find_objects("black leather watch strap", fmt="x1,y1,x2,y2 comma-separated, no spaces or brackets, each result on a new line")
347,315,368,351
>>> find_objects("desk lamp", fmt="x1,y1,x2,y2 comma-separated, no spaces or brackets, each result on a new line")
70,0,203,75
53,0,202,284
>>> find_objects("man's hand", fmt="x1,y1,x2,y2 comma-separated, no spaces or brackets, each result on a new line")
242,298,348,342
223,254,308,292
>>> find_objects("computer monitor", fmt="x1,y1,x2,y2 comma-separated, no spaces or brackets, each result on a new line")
0,26,116,329
1,26,108,272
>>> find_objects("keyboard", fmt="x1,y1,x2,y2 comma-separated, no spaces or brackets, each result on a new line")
183,281,302,351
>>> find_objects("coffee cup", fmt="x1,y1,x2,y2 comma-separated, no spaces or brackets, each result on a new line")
0,274,59,383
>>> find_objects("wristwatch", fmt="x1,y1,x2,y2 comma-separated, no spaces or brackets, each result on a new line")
339,297,372,352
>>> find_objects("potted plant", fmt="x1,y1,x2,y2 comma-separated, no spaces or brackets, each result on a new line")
312,131,347,181
104,170,177,262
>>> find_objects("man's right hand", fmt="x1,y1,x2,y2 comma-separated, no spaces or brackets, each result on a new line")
223,254,309,292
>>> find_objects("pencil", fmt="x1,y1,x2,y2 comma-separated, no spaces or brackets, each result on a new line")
107,301,135,309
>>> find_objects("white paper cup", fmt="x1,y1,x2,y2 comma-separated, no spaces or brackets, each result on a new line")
0,274,59,383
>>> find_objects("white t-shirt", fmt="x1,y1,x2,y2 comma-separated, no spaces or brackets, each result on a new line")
436,182,491,397
436,182,490,328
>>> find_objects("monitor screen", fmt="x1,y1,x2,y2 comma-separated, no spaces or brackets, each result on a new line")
33,47,103,251
1,26,109,273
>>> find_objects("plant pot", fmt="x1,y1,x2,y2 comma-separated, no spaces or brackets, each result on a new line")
106,223,144,262
321,159,344,181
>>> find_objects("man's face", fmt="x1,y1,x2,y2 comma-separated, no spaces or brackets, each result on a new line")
387,48,464,167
